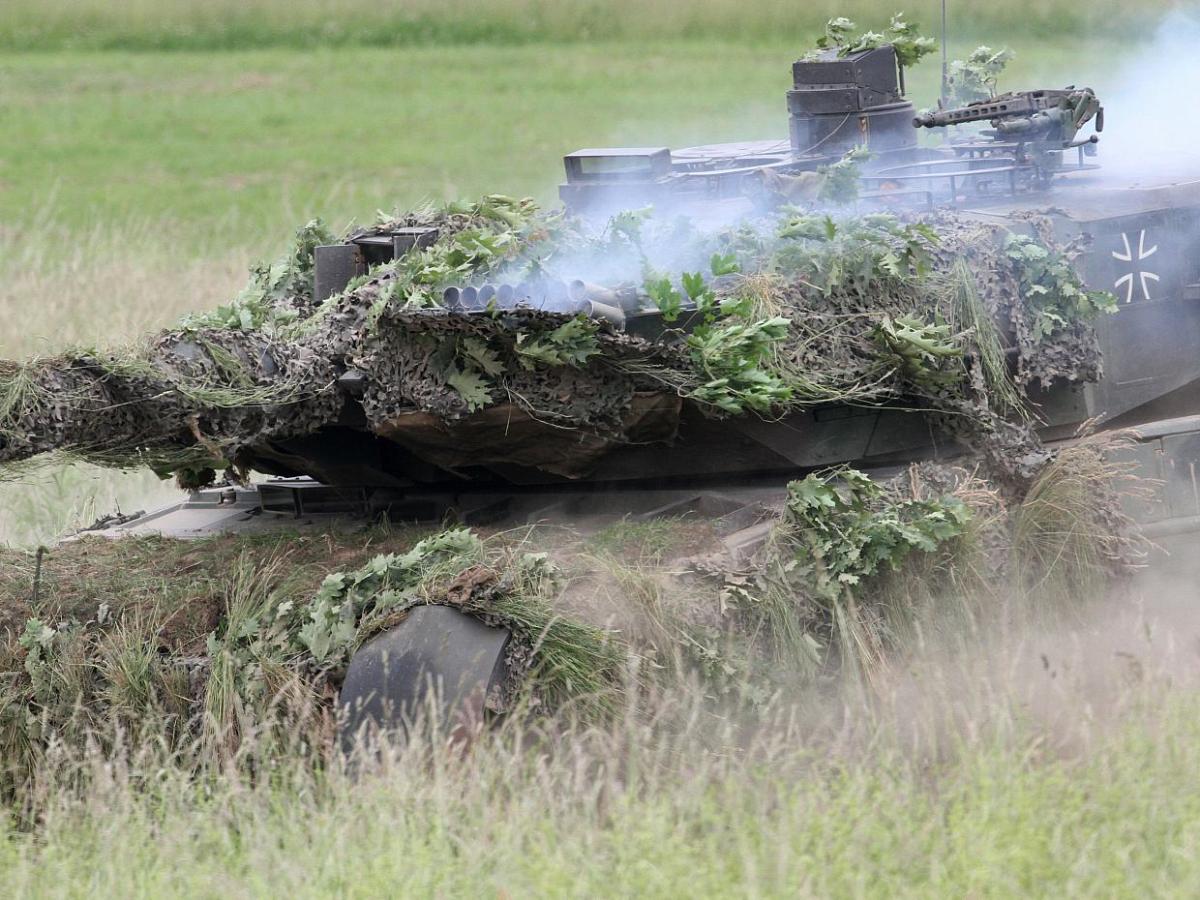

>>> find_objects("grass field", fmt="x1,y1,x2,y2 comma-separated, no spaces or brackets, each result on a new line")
3,4,1199,894
0,0,1177,50
4,580,1200,897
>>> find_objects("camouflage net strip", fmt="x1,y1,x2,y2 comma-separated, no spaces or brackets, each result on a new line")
0,196,1115,487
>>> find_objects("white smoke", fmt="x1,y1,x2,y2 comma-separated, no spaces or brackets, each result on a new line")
1093,8,1200,181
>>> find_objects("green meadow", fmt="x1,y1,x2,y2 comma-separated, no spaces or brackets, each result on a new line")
0,0,1172,51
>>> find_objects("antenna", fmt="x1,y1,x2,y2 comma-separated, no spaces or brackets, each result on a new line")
940,0,949,105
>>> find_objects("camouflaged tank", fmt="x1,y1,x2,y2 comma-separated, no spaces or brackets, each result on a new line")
11,43,1200,744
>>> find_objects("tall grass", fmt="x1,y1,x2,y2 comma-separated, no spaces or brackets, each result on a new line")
4,581,1200,895
1012,432,1148,600
0,486,1187,893
0,216,254,361
1,0,1179,51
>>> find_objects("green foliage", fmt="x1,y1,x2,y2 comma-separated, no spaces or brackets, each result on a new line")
441,316,600,411
1005,234,1117,340
810,13,937,68
18,618,64,705
733,467,975,680
643,272,684,323
4,532,610,778
445,365,494,412
709,252,740,276
459,336,505,377
815,16,858,52
636,257,799,416
883,13,939,68
780,469,972,603
817,147,871,206
648,262,748,328
948,46,1015,104
346,195,600,413
181,219,334,332
514,317,600,369
607,207,653,250
671,270,752,325
408,230,515,301
384,196,540,309
774,213,937,294
686,316,793,414
0,182,1107,511
873,314,964,393
469,193,536,230
281,528,483,667
183,294,286,333
276,528,626,712
681,271,706,304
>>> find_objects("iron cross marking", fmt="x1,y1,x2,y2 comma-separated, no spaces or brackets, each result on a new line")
1112,230,1159,303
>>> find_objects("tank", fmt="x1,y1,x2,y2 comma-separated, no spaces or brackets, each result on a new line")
27,42,1200,742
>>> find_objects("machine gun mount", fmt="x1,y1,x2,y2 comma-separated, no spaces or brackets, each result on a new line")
913,87,1103,180
913,87,1103,145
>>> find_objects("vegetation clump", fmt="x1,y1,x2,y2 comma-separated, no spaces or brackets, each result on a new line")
717,467,978,683
0,438,1143,811
947,45,1016,104
279,528,626,714
0,524,629,802
709,443,1140,690
1004,232,1117,388
806,14,938,67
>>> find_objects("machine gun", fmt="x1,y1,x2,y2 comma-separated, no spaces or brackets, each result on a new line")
914,87,1104,148
908,87,1104,188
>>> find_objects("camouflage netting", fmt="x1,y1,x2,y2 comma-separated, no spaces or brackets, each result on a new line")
0,331,340,478
0,195,1116,487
